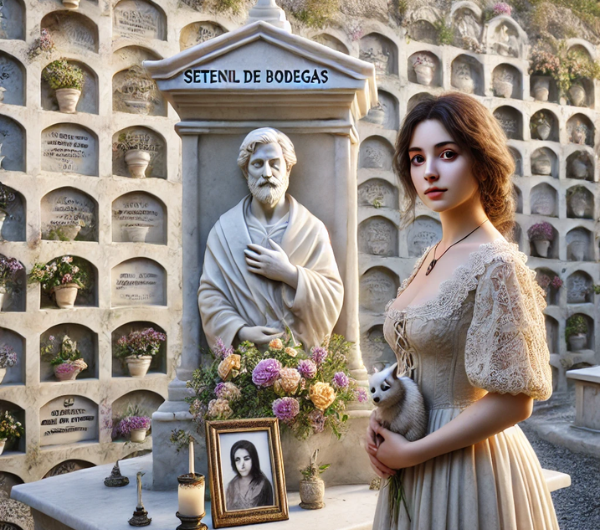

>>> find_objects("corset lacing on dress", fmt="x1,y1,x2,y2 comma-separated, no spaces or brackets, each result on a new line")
384,303,416,378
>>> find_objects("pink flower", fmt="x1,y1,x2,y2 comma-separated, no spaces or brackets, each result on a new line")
297,359,317,379
311,346,328,365
272,397,300,423
252,359,282,387
62,273,73,284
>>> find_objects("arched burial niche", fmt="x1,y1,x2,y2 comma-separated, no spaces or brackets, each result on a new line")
311,34,349,55
359,33,398,77
566,45,595,108
566,270,594,304
528,222,559,259
566,151,594,181
111,321,167,377
0,327,25,385
0,471,24,498
43,460,95,478
358,217,398,257
530,147,558,178
535,267,561,306
362,90,399,130
41,187,98,242
0,184,25,241
408,216,442,257
567,114,594,146
40,396,98,447
0,52,25,106
408,14,438,44
41,60,98,114
407,92,434,113
451,4,483,51
111,258,166,307
489,18,524,58
0,115,25,171
39,256,97,309
408,51,441,87
513,184,523,214
493,106,522,140
0,0,24,40
41,124,98,177
361,324,396,373
450,55,484,96
509,147,522,176
41,12,98,54
530,183,558,217
40,324,98,382
567,186,594,219
113,65,166,116
112,126,166,179
111,390,164,442
0,255,25,312
492,64,522,99
358,178,398,209
530,110,558,142
180,21,227,51
360,267,399,313
359,136,394,171
112,191,167,244
566,227,593,261
0,400,24,453
113,0,167,41
566,313,594,352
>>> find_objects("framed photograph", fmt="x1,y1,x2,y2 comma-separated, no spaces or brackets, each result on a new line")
206,418,289,528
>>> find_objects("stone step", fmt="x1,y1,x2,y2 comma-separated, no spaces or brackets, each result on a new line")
543,468,572,492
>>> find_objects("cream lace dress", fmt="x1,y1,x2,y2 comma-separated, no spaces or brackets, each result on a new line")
372,238,559,530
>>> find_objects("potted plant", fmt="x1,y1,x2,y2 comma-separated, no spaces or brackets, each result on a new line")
0,345,17,384
531,112,552,141
116,327,166,378
0,410,23,455
27,28,55,62
527,222,554,257
29,256,89,309
411,55,436,86
565,315,588,351
299,449,330,510
42,59,84,114
117,414,151,443
114,132,154,178
41,334,88,382
45,219,87,242
536,273,562,301
529,46,559,102
0,182,16,241
566,49,600,107
0,255,23,312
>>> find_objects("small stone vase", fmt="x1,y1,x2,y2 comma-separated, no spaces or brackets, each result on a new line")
299,478,325,510
0,367,6,384
0,439,6,456
124,226,150,243
125,150,151,178
414,65,434,86
0,210,6,241
54,364,82,381
126,355,152,378
453,76,475,94
532,76,550,102
568,333,587,352
533,239,550,257
536,123,551,141
494,79,513,99
570,199,587,218
130,428,147,443
570,158,589,179
53,283,79,309
569,84,586,107
56,88,81,113
569,240,586,261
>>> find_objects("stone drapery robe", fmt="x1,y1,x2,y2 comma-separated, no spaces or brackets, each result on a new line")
198,195,343,350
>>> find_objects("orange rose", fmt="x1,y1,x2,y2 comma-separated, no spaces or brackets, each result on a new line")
217,354,241,381
284,347,298,357
269,338,284,350
277,368,301,394
309,382,336,410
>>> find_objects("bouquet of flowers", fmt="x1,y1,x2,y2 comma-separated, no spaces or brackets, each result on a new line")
41,334,88,370
117,415,151,437
28,256,89,292
527,221,554,241
0,345,17,369
0,256,23,294
0,410,23,441
115,328,166,359
187,334,368,440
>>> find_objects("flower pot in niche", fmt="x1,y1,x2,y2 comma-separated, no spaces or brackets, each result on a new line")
569,240,586,261
532,157,552,175
494,79,513,99
0,368,6,384
0,439,5,456
130,428,147,443
568,333,587,352
62,0,80,8
570,158,589,179
56,88,81,113
569,84,586,107
453,75,474,94
125,150,151,178
126,355,152,378
532,76,550,101
53,283,79,309
124,225,150,243
414,65,434,86
536,123,551,141
570,196,587,218
299,478,325,510
533,239,550,257
53,364,82,381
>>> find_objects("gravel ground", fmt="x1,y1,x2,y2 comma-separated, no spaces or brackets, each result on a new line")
521,406,600,530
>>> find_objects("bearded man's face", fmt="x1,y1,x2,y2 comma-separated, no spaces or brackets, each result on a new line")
247,142,289,207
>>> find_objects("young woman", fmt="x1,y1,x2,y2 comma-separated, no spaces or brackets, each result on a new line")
225,439,274,511
366,92,558,529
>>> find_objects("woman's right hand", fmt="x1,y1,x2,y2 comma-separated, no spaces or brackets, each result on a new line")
365,412,395,479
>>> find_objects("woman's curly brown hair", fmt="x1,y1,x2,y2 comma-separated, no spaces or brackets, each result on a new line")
393,92,517,239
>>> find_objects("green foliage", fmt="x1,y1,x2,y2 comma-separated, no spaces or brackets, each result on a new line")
294,0,339,29
169,429,197,452
214,0,245,14
433,20,454,46
300,449,330,479
28,256,90,292
42,59,84,91
40,335,84,367
565,314,588,340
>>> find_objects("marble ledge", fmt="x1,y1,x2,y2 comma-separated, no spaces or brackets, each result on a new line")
12,454,379,530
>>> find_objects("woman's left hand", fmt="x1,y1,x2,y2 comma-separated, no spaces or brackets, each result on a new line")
371,423,422,470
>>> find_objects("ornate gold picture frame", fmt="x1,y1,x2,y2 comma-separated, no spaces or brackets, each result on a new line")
206,418,289,528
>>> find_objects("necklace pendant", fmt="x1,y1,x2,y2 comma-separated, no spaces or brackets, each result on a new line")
425,259,437,276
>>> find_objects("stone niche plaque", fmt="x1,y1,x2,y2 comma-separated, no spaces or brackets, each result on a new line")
111,258,166,307
112,126,166,178
113,66,167,116
0,52,25,106
40,395,98,447
408,216,442,257
42,61,98,115
566,228,592,261
41,124,98,176
41,12,98,54
180,21,226,51
358,217,398,257
360,267,399,312
359,136,394,170
358,178,398,209
0,115,25,171
0,185,25,241
359,33,398,77
113,0,166,41
493,106,522,140
567,271,593,304
41,188,97,241
530,183,557,217
0,0,25,40
361,325,396,372
112,192,166,244
0,328,24,385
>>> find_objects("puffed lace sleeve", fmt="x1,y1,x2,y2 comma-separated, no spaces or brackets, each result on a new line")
465,257,552,401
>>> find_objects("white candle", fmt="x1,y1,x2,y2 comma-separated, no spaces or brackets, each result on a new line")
189,440,194,475
178,481,205,517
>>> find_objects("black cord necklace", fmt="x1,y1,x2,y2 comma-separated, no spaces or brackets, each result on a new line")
425,219,490,276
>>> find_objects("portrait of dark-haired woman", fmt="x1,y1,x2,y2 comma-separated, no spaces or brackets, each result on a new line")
225,439,274,511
